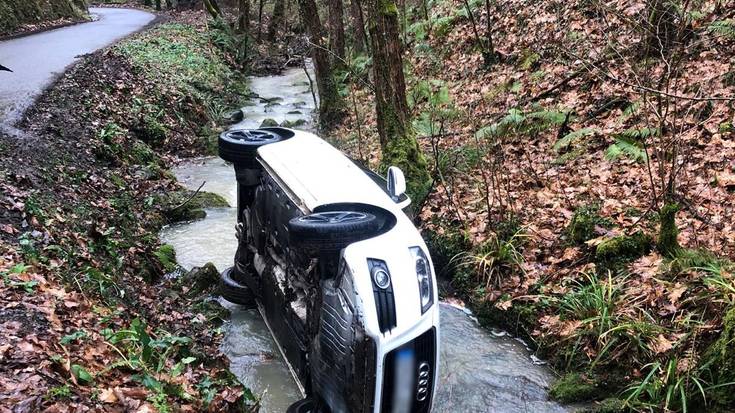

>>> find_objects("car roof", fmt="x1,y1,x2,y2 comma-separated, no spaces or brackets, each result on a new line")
256,130,399,213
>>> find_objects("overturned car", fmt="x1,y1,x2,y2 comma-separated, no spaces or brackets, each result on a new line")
217,127,439,413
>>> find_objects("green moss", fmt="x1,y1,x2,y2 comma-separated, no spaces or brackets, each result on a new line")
135,115,167,144
156,190,229,223
382,130,431,203
280,119,307,128
518,49,541,71
702,306,735,409
657,203,680,257
130,141,158,165
259,118,279,127
567,204,612,245
595,232,653,265
179,262,220,297
154,244,177,273
0,0,87,35
550,372,602,403
584,398,627,413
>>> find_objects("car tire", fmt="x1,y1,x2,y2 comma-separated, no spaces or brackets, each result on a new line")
286,398,318,413
218,267,256,307
289,210,382,251
218,129,283,167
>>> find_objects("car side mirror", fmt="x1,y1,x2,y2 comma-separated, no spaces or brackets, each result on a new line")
387,166,407,201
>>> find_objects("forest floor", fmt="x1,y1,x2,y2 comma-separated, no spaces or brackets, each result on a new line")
0,10,290,412
331,0,735,411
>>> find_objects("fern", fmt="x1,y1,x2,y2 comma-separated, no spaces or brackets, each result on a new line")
708,19,735,39
527,109,568,125
605,136,648,163
617,126,660,140
476,108,572,140
553,127,597,152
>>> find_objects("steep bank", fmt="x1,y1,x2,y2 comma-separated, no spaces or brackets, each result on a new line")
331,0,735,411
0,0,88,36
0,12,258,411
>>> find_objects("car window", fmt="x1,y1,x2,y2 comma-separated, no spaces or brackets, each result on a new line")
350,159,414,219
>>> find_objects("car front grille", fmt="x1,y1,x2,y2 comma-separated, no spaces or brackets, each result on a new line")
380,328,436,413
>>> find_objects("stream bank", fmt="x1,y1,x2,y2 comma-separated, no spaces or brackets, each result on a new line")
161,67,576,412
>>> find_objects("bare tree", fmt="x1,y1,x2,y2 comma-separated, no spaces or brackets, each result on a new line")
238,0,250,33
266,0,285,41
328,0,346,61
297,0,346,129
349,0,368,54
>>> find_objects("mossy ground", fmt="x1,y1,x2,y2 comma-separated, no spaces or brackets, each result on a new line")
549,372,601,403
0,0,87,35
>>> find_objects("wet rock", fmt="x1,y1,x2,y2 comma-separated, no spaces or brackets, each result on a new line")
280,119,306,128
222,109,245,124
194,298,231,326
180,262,220,297
156,190,230,223
260,118,279,127
286,110,303,115
292,101,307,108
259,96,283,104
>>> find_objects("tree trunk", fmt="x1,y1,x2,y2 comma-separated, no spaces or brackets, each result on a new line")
238,0,250,33
349,0,367,54
297,0,345,129
366,0,430,200
257,0,265,41
328,0,346,61
266,0,285,41
203,0,222,18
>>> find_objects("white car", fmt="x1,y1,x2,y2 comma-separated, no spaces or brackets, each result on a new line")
217,127,440,413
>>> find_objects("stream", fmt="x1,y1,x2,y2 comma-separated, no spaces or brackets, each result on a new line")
160,67,574,413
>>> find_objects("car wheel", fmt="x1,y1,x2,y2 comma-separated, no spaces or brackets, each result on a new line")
286,398,318,413
289,210,382,251
218,129,283,167
218,267,256,307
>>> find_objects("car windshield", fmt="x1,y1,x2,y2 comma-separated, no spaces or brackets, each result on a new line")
350,158,411,205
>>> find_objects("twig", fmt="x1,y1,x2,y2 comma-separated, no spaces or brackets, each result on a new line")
171,181,206,210
302,58,318,111
565,48,735,102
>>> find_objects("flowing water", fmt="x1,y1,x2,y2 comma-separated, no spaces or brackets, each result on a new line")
160,67,574,412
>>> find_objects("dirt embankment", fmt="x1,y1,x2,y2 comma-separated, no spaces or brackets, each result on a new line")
0,11,261,411
332,0,735,410
0,0,89,36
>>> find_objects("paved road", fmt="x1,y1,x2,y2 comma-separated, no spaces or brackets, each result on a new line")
0,7,155,132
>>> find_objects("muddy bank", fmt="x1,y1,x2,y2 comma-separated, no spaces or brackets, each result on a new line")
0,13,259,411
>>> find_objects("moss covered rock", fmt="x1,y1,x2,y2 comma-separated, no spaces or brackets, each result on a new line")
595,232,653,266
156,190,229,223
180,262,220,297
154,244,177,273
260,118,279,127
280,119,307,128
550,372,602,403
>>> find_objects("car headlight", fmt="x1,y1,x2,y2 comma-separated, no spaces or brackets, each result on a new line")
410,247,433,314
